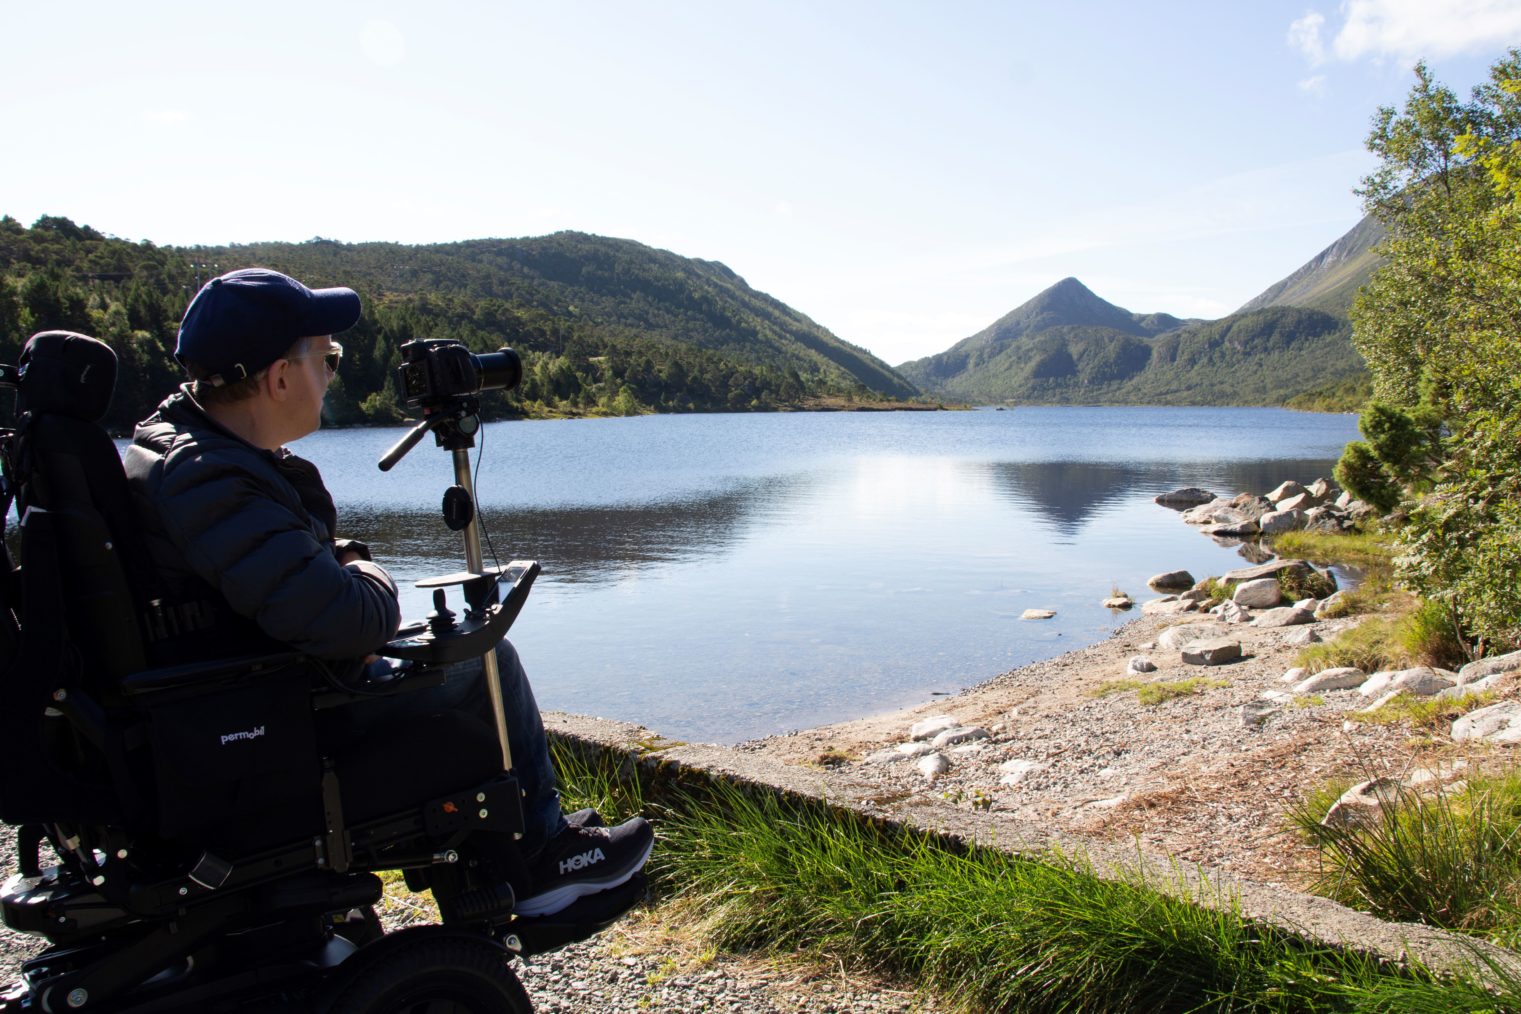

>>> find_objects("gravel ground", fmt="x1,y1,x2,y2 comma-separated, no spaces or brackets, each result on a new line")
0,820,937,1012
741,607,1493,885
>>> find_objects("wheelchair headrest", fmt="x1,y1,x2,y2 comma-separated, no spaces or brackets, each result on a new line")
17,331,117,423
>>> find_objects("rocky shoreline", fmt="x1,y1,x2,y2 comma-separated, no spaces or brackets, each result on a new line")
742,476,1521,887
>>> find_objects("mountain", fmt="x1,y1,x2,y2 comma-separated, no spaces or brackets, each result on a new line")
1236,215,1385,315
0,218,918,429
897,278,1366,406
897,212,1388,407
898,277,1192,391
189,231,918,401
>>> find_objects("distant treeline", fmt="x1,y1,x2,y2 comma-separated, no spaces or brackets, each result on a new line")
0,217,920,433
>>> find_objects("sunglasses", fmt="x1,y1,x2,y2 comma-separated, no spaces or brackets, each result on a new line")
287,341,344,374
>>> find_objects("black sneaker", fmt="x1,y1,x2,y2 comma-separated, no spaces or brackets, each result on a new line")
515,816,653,918
564,807,605,828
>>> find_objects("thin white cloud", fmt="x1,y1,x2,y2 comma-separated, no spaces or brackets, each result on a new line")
1289,11,1328,64
1299,74,1329,96
1300,0,1521,64
360,20,407,69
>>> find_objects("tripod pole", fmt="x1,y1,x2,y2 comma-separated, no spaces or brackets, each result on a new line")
452,445,516,773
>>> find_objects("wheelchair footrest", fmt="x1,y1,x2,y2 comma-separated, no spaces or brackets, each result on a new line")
504,871,648,957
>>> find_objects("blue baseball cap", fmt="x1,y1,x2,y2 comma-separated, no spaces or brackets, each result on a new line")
176,268,361,384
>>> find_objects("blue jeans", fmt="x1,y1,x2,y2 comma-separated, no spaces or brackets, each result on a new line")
357,641,567,854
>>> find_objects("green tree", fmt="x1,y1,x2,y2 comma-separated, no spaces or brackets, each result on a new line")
1343,51,1521,652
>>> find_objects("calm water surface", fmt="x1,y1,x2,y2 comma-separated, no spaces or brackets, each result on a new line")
290,407,1359,743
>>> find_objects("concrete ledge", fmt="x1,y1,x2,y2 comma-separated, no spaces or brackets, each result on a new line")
545,711,1516,977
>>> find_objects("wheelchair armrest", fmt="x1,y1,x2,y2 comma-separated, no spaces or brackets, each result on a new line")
120,651,306,696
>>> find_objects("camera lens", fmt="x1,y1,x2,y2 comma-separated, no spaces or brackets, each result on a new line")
471,348,522,394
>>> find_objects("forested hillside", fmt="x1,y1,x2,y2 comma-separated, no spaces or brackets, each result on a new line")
0,219,919,432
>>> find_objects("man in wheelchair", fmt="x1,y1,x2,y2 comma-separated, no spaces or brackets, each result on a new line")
0,269,652,1012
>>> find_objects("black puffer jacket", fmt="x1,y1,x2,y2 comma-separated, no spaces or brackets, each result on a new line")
124,389,400,660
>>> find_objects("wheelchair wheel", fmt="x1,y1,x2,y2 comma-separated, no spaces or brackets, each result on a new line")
323,926,533,1014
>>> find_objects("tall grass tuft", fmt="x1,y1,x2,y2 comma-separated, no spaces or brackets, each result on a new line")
1295,616,1408,674
1290,771,1521,941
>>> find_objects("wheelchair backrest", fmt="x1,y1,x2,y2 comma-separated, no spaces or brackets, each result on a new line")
0,331,158,823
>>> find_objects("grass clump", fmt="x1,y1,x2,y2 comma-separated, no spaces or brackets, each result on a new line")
1296,615,1408,674
1345,690,1497,729
1138,677,1228,705
1092,678,1146,698
1398,598,1470,669
1271,529,1394,570
1279,565,1338,602
1195,577,1235,608
1290,771,1521,943
1091,678,1228,705
553,740,1521,1011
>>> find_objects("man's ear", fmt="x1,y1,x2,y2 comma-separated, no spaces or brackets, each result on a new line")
263,358,293,402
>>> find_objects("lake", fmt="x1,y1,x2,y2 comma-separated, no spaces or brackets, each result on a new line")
290,407,1360,744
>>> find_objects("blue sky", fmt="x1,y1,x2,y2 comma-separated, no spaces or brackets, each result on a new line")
3,2,1518,364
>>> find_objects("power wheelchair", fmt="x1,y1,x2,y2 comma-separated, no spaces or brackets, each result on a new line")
0,331,642,1012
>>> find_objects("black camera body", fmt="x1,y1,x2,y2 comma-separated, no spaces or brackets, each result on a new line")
398,339,522,409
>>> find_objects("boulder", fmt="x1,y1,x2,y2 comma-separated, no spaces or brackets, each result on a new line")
1323,778,1402,828
1358,671,1396,698
1021,608,1056,620
917,753,952,781
1452,701,1521,744
1211,600,1252,624
1181,638,1242,666
1179,587,1211,603
866,747,905,764
1154,487,1216,507
998,759,1045,786
1314,591,1349,619
1251,606,1314,628
895,741,935,758
1127,655,1157,674
1281,666,1310,683
1231,494,1276,519
1201,519,1261,537
1102,596,1134,609
1292,667,1366,693
1307,477,1333,499
1391,666,1456,697
1233,578,1283,609
1438,671,1518,701
910,715,959,741
1143,597,1198,616
1181,500,1237,525
1267,480,1308,504
1239,701,1277,728
1222,559,1314,583
1258,508,1305,535
1287,624,1325,644
1147,570,1196,592
1335,490,1354,509
1456,649,1521,685
931,726,990,749
1277,492,1317,513
1345,500,1379,522
1158,623,1226,650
